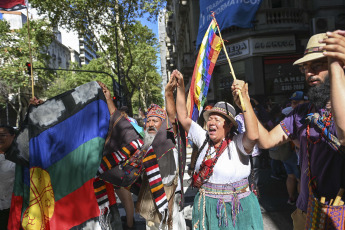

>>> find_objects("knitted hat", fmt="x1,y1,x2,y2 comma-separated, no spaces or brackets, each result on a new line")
293,33,327,65
203,101,237,127
146,104,166,120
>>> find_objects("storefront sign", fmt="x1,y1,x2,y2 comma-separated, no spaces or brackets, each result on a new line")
218,40,249,62
252,36,296,53
274,76,305,91
264,56,304,95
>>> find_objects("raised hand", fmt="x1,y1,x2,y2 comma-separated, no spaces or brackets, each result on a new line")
97,81,112,100
231,80,248,109
165,70,177,94
29,96,44,106
321,30,345,68
171,69,184,89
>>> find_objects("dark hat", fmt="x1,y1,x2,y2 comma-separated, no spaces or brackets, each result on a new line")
289,91,308,101
119,106,128,112
203,101,237,127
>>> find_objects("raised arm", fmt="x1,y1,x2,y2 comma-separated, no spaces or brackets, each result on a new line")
231,80,289,150
165,74,178,135
321,30,345,145
98,81,116,115
174,70,192,133
257,122,290,149
231,80,258,153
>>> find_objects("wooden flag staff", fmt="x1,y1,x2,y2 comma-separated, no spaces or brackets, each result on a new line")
212,14,246,112
26,5,34,98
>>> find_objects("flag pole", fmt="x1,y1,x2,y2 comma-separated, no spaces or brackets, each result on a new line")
212,14,246,112
26,4,34,98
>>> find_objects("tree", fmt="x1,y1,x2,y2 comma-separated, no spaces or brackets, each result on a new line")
30,0,167,116
0,19,55,126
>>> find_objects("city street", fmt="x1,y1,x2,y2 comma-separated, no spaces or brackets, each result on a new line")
117,147,295,230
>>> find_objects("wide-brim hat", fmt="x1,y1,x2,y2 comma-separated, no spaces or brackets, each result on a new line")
203,101,238,128
293,33,327,65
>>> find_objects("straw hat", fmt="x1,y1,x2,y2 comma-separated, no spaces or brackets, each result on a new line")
203,101,238,128
293,33,327,65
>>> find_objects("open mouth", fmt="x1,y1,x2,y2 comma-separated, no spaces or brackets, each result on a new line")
209,127,216,135
147,128,157,134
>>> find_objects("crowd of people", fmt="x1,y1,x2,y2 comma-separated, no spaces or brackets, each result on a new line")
1,30,345,230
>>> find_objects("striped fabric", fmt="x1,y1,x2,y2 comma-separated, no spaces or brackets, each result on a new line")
98,139,144,175
93,177,110,211
143,146,168,214
187,18,223,121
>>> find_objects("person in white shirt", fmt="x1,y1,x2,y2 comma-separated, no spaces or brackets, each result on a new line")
173,69,263,229
0,125,16,228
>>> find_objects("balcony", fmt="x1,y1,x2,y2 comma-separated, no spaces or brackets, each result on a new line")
220,8,310,42
256,8,309,31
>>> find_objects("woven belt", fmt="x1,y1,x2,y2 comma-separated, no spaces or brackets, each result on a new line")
194,179,251,230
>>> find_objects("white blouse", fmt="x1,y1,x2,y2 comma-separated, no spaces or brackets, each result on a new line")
0,154,15,210
188,121,252,184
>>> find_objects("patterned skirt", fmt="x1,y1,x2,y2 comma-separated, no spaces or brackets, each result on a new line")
192,179,263,230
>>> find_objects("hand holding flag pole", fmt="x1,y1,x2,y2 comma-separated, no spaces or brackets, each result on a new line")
212,13,246,112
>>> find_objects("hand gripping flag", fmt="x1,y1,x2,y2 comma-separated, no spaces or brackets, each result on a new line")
7,81,114,230
187,18,222,121
0,0,26,11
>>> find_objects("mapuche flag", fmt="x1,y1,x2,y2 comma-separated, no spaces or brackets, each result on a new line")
186,18,222,122
0,0,26,11
7,81,111,229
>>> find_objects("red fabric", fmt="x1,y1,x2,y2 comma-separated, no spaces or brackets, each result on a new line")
0,0,25,9
105,182,116,206
7,194,23,230
146,164,158,172
149,178,162,186
48,179,100,229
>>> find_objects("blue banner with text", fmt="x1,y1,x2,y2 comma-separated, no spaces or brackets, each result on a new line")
197,0,262,46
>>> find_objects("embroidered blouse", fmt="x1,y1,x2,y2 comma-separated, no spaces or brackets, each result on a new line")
188,121,252,184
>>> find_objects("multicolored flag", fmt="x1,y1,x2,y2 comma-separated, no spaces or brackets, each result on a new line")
0,0,26,11
7,81,112,230
187,18,222,121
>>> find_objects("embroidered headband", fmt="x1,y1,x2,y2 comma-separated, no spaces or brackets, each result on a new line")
146,104,166,120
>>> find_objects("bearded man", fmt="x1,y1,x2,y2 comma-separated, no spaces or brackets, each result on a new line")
98,76,186,230
256,31,345,230
135,75,187,230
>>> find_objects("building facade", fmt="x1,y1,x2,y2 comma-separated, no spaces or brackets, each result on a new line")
160,0,345,106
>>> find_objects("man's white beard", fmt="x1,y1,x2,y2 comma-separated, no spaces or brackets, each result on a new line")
142,129,156,151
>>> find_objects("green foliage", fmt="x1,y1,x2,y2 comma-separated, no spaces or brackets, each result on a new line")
43,59,114,99
0,18,55,113
29,0,166,115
